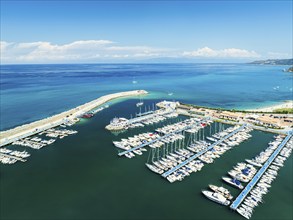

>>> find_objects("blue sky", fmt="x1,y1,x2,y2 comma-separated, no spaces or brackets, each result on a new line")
0,1,292,63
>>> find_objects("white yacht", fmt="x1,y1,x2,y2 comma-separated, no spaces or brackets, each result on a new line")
202,190,230,206
145,163,163,174
136,101,144,107
209,184,233,200
246,159,262,167
237,207,251,219
222,177,244,189
105,117,129,131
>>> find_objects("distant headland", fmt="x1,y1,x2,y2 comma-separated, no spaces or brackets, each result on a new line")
249,58,293,72
249,58,293,65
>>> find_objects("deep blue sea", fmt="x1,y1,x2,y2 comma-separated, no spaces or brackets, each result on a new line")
1,63,292,130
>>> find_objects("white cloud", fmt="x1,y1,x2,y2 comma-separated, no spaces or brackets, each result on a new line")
183,47,260,58
0,41,14,51
267,52,292,59
0,41,266,63
0,40,170,63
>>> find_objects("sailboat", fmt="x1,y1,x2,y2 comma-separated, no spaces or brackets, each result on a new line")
136,93,144,107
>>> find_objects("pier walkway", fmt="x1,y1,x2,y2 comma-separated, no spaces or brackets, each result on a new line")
118,118,209,157
136,110,154,117
230,131,293,210
0,153,27,162
128,109,174,124
161,124,247,178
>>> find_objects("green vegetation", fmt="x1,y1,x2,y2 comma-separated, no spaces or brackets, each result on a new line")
273,108,293,114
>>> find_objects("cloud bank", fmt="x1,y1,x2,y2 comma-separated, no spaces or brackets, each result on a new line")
0,40,286,64
182,47,260,58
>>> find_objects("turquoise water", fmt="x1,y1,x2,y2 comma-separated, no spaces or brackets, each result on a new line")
0,99,292,220
0,64,292,220
1,63,292,130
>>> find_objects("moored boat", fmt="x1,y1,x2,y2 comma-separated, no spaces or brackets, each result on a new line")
202,190,230,206
209,184,233,200
222,176,244,189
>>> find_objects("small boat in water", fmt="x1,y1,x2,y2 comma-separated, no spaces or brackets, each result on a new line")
145,163,163,174
136,101,144,107
209,184,233,200
246,159,262,167
222,177,244,189
202,190,230,206
81,113,94,118
237,207,251,219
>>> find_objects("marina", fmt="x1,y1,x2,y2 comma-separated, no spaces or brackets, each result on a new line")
229,132,293,218
116,117,210,157
1,88,292,219
0,0,292,217
201,130,293,219
106,97,292,218
106,100,179,131
161,124,251,179
0,126,78,164
1,94,292,220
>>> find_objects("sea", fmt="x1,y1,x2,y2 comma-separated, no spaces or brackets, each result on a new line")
0,64,292,220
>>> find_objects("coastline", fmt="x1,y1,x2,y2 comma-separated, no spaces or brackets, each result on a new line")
247,100,293,112
0,90,147,147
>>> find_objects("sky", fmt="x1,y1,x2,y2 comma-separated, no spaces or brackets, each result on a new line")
0,0,292,64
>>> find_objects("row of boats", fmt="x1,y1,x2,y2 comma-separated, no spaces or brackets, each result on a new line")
245,135,285,167
39,128,78,138
0,148,31,164
227,162,257,183
2,126,78,165
155,118,209,135
12,137,56,149
203,134,292,219
12,129,77,150
1,103,108,165
106,108,178,131
146,126,253,183
202,185,233,206
235,135,293,219
113,118,207,158
137,113,178,126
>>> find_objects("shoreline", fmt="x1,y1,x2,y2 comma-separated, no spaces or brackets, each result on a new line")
246,100,293,112
0,90,147,147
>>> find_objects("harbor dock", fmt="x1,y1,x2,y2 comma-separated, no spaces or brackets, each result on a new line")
161,124,247,178
118,117,210,156
230,131,293,210
0,90,147,147
0,153,27,162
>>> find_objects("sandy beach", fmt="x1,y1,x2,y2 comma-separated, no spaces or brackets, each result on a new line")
0,90,147,147
247,100,293,112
